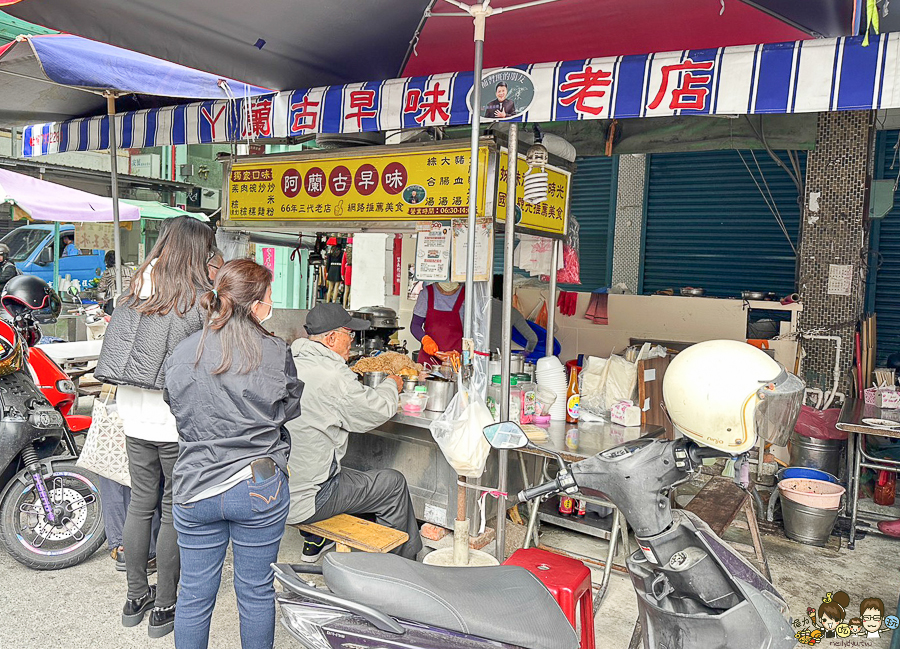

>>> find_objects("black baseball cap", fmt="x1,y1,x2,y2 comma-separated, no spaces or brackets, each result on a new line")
304,303,371,335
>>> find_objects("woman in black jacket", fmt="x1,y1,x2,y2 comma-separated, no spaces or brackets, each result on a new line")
94,216,214,638
164,259,303,649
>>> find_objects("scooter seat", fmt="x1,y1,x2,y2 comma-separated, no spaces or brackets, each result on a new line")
323,552,579,649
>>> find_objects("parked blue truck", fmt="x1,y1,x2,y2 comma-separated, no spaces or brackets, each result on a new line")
0,224,105,287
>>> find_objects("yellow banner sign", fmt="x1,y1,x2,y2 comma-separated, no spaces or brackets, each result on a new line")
227,146,491,222
496,150,570,236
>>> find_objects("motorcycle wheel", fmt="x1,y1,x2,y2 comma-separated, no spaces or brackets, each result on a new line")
0,461,106,570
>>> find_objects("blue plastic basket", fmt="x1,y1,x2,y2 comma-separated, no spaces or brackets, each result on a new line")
778,467,840,484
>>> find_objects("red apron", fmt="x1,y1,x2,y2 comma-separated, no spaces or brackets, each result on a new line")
417,284,465,366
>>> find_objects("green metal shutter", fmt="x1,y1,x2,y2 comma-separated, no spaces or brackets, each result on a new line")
493,155,616,290
870,130,900,361
641,149,803,298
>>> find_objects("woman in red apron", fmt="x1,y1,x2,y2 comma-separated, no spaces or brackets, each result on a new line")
414,283,465,366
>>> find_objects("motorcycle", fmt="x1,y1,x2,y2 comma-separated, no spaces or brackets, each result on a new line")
0,278,105,570
272,423,796,649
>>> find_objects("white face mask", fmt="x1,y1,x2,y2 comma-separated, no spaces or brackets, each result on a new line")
437,282,459,293
255,301,274,324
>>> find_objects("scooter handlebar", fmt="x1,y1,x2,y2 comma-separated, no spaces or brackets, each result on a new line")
518,478,562,503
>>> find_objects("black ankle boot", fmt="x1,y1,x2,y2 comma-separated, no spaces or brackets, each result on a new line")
121,585,156,627
148,604,176,639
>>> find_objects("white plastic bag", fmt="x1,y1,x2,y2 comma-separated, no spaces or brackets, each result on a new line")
580,354,638,415
429,377,492,478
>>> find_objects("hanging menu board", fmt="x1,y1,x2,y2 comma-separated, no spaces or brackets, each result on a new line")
414,222,452,281
451,217,493,282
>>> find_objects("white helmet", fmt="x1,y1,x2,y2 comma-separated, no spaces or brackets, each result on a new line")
662,340,804,454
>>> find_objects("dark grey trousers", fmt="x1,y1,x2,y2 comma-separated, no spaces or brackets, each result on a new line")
124,437,180,607
304,467,423,560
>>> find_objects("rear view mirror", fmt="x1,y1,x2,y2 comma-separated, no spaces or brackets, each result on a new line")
68,286,79,296
36,247,52,266
483,422,528,450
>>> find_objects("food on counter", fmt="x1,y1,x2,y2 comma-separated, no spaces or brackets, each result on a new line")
519,424,549,443
352,352,422,376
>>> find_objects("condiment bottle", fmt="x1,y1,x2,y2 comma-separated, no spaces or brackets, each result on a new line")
518,373,535,424
875,470,896,507
486,375,502,423
566,366,580,423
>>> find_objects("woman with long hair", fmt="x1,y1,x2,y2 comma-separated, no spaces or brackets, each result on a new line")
163,259,303,649
94,216,215,638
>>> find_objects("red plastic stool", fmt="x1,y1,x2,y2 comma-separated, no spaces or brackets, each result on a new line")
503,547,595,649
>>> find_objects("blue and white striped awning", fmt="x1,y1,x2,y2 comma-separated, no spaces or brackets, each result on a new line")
22,33,899,157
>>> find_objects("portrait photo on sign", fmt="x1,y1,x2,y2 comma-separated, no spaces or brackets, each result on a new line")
469,69,535,121
403,184,427,205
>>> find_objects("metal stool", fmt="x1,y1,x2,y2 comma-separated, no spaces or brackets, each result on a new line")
504,547,595,649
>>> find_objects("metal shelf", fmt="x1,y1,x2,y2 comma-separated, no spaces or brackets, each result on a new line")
537,499,617,541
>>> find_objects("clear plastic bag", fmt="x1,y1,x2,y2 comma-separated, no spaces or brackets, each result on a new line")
429,373,492,478
580,354,638,415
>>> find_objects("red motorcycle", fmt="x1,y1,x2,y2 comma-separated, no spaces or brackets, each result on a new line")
0,276,105,569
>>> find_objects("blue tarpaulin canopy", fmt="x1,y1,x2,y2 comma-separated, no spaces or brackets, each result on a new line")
0,33,272,125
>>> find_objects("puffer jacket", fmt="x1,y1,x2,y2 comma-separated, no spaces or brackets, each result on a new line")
286,337,399,523
94,262,206,391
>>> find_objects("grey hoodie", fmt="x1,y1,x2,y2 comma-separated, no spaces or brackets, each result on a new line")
286,337,399,524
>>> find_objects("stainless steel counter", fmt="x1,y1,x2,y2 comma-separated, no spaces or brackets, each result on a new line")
341,409,662,531
342,408,525,530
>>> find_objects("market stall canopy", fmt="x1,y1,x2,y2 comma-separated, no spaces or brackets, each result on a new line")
21,31,900,157
120,199,210,222
0,33,272,125
0,0,857,92
0,167,141,222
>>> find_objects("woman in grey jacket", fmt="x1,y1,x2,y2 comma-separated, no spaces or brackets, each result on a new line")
94,216,215,638
164,259,303,649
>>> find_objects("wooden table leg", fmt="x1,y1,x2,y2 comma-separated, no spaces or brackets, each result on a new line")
743,498,771,581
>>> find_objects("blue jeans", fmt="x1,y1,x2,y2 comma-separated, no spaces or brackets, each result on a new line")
173,470,289,649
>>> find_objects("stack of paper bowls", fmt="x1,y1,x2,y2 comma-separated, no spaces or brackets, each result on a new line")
535,356,568,421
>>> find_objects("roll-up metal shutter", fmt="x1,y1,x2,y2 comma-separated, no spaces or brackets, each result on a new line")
640,149,803,298
870,130,900,362
494,155,617,290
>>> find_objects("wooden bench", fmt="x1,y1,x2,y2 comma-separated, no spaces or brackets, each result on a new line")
681,475,769,580
292,514,408,554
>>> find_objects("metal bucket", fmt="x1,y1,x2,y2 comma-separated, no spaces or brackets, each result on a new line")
424,378,457,412
781,498,839,546
788,432,844,479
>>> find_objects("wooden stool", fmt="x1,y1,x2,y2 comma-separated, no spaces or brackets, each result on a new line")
293,514,408,554
504,548,595,649
682,475,770,579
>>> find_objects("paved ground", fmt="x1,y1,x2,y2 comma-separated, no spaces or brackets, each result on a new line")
1,515,897,649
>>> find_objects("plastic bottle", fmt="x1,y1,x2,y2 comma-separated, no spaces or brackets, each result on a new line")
486,374,521,423
875,470,896,507
566,366,580,423
486,375,502,423
518,373,535,424
508,377,521,424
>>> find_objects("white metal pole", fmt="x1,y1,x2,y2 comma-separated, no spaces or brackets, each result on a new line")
106,93,123,300
496,122,518,561
546,239,559,355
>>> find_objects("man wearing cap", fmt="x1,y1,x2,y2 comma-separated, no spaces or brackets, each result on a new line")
285,303,423,562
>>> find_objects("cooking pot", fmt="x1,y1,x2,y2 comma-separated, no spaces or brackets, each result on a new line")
351,306,400,329
424,377,457,412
